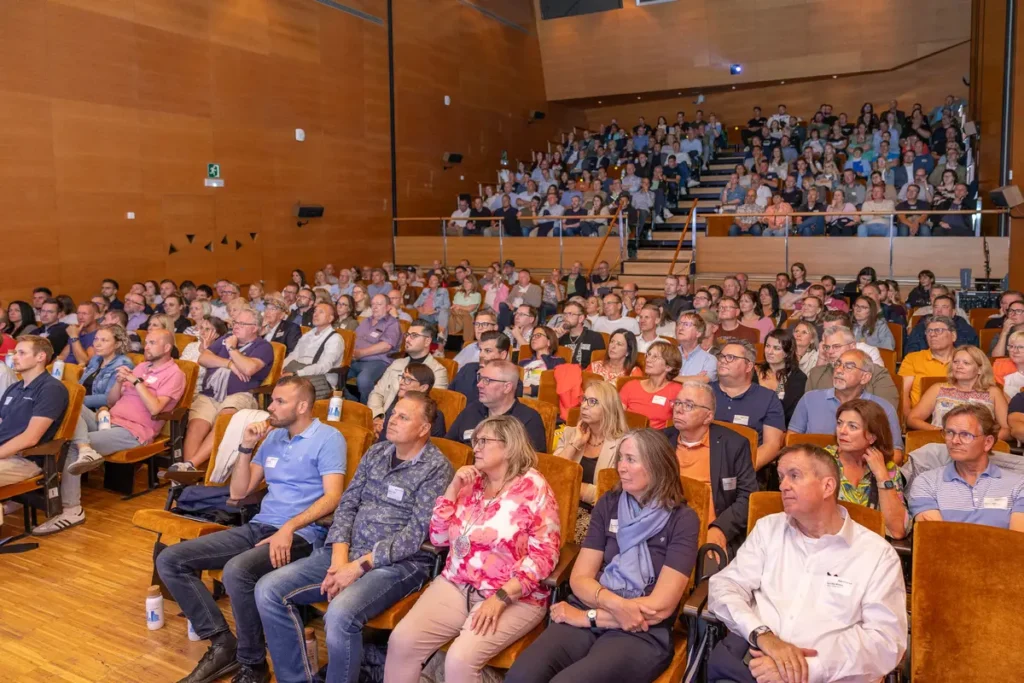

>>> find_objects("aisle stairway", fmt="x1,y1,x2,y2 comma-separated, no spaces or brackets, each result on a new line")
628,150,744,295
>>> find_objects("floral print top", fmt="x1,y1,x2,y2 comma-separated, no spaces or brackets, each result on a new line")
430,468,561,606
824,445,910,536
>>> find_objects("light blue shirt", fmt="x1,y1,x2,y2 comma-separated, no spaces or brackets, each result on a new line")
789,389,903,450
453,342,480,368
679,344,717,381
909,461,1024,528
252,419,346,544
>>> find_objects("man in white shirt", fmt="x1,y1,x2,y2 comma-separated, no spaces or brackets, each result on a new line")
749,174,772,209
449,198,470,234
591,293,640,335
281,302,345,388
707,444,907,683
635,304,662,353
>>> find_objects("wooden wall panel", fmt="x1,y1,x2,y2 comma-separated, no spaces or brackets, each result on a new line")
535,0,971,101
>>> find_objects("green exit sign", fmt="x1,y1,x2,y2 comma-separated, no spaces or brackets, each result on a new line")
207,163,220,179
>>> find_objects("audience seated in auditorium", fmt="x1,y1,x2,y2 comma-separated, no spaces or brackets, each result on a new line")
591,293,640,336
519,327,566,397
413,274,450,338
807,326,898,408
385,416,560,683
507,305,539,349
850,296,896,351
707,445,907,683
555,300,605,367
676,312,718,382
754,329,807,425
35,298,70,358
60,301,100,365
906,295,977,353
35,330,185,535
713,298,760,346
712,340,785,472
634,304,664,353
347,295,401,403
587,330,644,383
446,360,546,453
281,302,345,394
157,377,345,683
368,319,448,424
619,341,682,430
899,316,958,419
988,297,1024,358
256,393,453,682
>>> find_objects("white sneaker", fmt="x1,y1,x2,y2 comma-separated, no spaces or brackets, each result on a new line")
687,179,700,188
662,208,674,220
66,444,106,476
654,215,664,225
32,507,85,536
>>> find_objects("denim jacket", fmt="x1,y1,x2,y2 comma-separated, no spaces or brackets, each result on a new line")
80,354,135,410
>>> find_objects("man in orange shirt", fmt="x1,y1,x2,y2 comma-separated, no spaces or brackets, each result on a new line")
662,381,758,557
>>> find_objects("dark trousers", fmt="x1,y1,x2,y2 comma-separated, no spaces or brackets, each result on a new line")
347,359,389,402
707,633,757,683
505,620,672,683
155,522,314,666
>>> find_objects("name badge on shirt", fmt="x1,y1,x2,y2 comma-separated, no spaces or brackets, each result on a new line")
733,415,750,426
264,457,280,469
387,485,405,502
371,330,382,339
722,477,737,491
983,496,1010,510
581,344,591,351
145,375,159,385
463,429,474,440
3,396,10,405
609,519,619,533
824,575,854,597
652,395,667,406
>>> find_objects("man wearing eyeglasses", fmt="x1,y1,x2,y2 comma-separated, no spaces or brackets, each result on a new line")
287,287,316,328
123,292,149,332
590,293,640,336
676,311,716,382
453,310,500,368
899,316,957,419
662,381,757,556
449,331,522,400
791,349,903,451
445,360,547,453
712,297,760,346
905,295,976,354
260,293,301,354
909,403,1024,531
368,321,449,430
806,326,899,410
711,341,785,472
555,301,605,367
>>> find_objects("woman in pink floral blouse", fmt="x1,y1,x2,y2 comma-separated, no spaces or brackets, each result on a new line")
384,415,561,683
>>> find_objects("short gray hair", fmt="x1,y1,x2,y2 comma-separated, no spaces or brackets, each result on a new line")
721,337,756,363
823,325,855,344
681,380,716,414
236,306,263,327
927,315,956,332
839,348,873,371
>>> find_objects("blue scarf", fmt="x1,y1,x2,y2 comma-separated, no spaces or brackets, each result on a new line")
598,492,671,598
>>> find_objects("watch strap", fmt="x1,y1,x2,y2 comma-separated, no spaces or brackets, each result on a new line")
495,588,513,605
359,558,373,573
588,609,598,629
238,445,254,454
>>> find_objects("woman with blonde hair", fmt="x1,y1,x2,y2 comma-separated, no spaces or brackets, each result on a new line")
450,274,482,342
384,415,560,683
247,282,266,312
554,380,630,541
993,328,1024,398
908,345,1010,440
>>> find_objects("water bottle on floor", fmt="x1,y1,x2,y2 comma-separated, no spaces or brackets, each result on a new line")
327,391,343,422
146,585,164,630
304,627,319,671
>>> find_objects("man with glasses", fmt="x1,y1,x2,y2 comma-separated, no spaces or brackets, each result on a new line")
676,311,717,381
287,287,316,327
281,302,344,390
449,331,521,399
662,381,756,556
984,290,1024,329
711,341,785,472
348,294,401,403
713,297,760,346
990,297,1024,357
556,301,605,367
909,403,1024,531
372,364,447,441
453,310,500,368
899,316,957,420
100,278,124,310
819,311,883,366
387,289,413,323
212,282,242,322
507,304,539,348
445,359,546,453
176,307,275,472
123,292,149,331
790,349,903,450
905,295,977,354
806,326,898,409
368,321,449,430
34,297,71,357
591,293,640,335
260,293,301,354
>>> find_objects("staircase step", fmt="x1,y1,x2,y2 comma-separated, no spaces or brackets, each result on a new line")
690,186,721,196
698,178,729,187
623,262,690,276
648,231,695,241
708,163,735,171
636,249,686,261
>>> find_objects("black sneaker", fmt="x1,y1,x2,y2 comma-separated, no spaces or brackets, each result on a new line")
230,664,270,683
177,638,239,683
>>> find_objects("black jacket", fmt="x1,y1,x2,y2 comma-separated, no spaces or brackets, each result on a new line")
661,423,757,555
267,319,302,354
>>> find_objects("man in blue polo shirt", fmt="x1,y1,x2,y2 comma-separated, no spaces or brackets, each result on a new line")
909,403,1024,530
0,336,69,526
790,349,903,451
711,341,785,473
446,360,547,453
157,376,346,683
676,311,717,382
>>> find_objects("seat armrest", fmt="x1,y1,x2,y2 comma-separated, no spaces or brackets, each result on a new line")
421,540,445,555
21,439,65,459
251,385,274,396
682,581,718,623
890,535,913,558
228,491,266,508
165,470,205,487
317,513,334,528
155,407,188,422
542,543,580,589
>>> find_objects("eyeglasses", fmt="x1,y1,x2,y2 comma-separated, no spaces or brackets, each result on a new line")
398,375,418,385
832,360,865,372
1008,308,1024,316
676,322,696,329
405,331,431,340
943,429,979,443
718,353,748,364
1008,344,1024,353
473,321,497,328
232,321,258,328
476,373,511,386
925,328,952,336
580,396,600,408
672,399,712,412
471,436,504,450
820,342,854,353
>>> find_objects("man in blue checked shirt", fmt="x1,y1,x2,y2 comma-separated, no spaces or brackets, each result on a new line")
909,403,1024,531
256,392,454,683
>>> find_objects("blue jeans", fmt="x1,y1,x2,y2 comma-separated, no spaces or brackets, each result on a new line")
761,226,788,236
728,223,762,236
348,359,389,402
857,221,893,237
155,522,314,666
255,547,429,683
796,216,825,236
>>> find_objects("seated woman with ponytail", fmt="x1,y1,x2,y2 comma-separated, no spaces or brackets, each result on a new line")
506,429,699,683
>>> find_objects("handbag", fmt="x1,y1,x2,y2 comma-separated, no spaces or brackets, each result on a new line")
283,330,339,400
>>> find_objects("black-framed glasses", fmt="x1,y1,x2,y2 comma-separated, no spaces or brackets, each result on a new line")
476,373,511,386
405,331,431,340
672,399,712,412
718,353,747,364
820,342,854,352
926,328,952,336
398,374,419,385
581,396,599,408
471,436,505,450
832,360,866,372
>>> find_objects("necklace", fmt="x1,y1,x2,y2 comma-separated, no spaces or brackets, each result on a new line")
452,479,510,559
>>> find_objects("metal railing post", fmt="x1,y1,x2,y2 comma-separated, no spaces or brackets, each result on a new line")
558,222,564,272
498,217,504,266
888,215,895,278
442,219,448,267
618,212,626,267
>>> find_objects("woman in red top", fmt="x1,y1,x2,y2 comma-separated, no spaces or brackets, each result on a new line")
618,341,683,429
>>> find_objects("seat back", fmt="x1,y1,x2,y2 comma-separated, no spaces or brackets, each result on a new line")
877,347,896,379
128,352,145,366
746,491,886,537
312,399,374,432
261,342,287,389
202,413,237,486
887,322,903,361
173,359,200,412
435,356,458,383
581,370,604,387
175,333,197,356
430,436,474,470
911,522,1024,681
57,382,86,441
517,345,574,365
905,429,1011,454
519,396,558,452
534,452,582,550
136,330,148,344
589,350,647,373
784,432,836,449
968,307,999,332
979,328,999,355
566,406,649,430
324,421,374,492
537,369,558,407
712,420,758,466
430,387,467,430
337,328,356,368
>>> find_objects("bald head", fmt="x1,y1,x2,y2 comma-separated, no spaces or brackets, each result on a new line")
143,328,174,363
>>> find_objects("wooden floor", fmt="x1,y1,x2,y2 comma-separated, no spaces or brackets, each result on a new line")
0,473,326,682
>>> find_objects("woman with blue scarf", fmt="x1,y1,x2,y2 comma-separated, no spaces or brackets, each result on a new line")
506,429,699,683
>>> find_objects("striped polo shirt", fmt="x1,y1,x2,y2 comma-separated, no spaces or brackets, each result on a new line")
908,460,1024,528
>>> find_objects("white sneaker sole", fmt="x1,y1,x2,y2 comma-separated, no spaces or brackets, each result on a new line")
67,452,106,476
32,515,85,536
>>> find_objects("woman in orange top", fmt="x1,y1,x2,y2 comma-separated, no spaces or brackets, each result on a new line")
586,330,644,383
618,341,683,429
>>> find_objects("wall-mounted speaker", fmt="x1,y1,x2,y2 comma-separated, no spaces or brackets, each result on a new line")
293,204,325,218
528,110,547,123
990,185,1023,208
442,152,463,171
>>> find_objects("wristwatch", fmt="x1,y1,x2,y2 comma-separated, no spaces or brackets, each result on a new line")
749,625,774,648
237,445,254,455
880,479,896,490
495,588,513,606
69,337,79,343
133,377,142,386
359,557,373,574
587,609,598,629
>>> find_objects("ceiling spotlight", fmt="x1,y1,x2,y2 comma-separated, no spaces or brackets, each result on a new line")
780,81,785,84
730,64,742,75
637,96,642,100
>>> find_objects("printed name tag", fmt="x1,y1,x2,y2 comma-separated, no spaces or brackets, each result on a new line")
722,477,737,491
463,429,474,440
824,575,854,596
609,519,619,533
264,457,279,468
652,395,667,406
145,375,159,385
733,415,750,426
371,330,382,339
387,485,405,502
3,396,10,405
581,344,591,351
983,496,1010,510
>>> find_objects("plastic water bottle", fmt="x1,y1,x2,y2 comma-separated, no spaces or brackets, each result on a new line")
146,585,164,630
97,407,111,430
187,620,201,642
304,627,319,671
5,353,14,369
326,391,343,422
50,359,65,380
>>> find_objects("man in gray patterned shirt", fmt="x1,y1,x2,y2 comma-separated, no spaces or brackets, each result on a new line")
255,392,454,683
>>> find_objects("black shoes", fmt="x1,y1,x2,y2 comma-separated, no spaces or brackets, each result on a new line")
177,634,239,683
231,663,270,683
